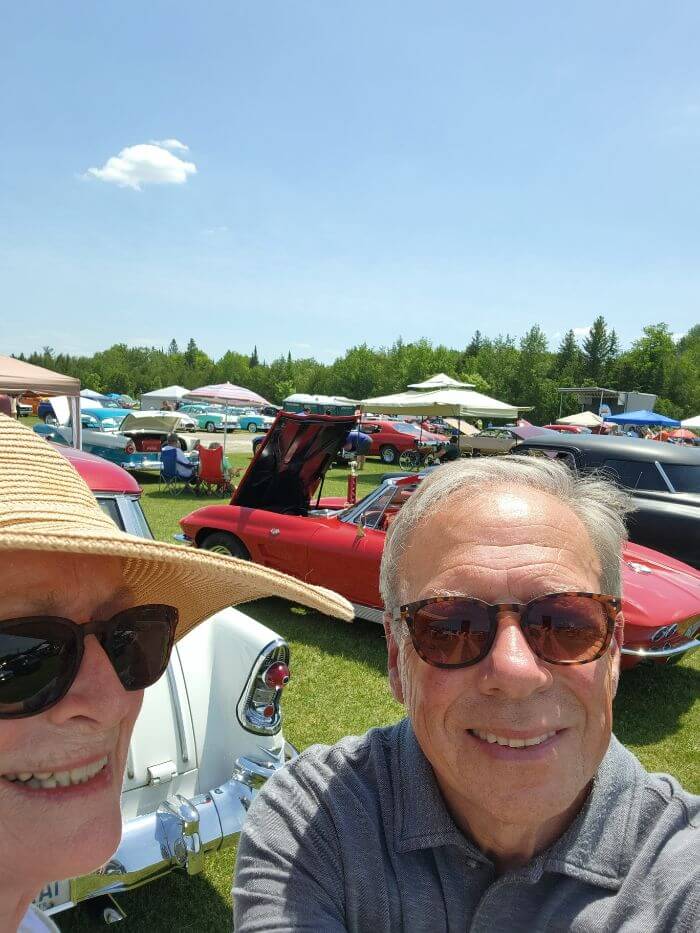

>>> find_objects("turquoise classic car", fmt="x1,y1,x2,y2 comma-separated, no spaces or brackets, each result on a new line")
234,410,275,433
33,412,199,473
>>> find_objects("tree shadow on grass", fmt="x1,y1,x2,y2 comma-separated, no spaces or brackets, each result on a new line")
614,659,700,745
244,598,388,675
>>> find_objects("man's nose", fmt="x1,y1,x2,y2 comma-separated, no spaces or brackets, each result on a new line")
46,634,141,728
477,614,552,697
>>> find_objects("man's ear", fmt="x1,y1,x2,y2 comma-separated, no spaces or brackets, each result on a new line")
610,611,624,697
383,614,404,705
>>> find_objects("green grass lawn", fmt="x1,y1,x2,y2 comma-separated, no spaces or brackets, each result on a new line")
59,457,699,931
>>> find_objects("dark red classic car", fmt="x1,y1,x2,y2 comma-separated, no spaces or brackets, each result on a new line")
179,413,700,670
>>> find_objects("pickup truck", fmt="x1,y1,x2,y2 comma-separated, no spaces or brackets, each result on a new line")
33,445,293,922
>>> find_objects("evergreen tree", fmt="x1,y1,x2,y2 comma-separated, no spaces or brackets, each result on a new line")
582,316,618,384
184,338,197,367
249,345,260,368
168,339,179,355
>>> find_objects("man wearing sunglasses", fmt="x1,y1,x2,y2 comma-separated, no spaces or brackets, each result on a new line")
234,456,699,932
0,415,352,932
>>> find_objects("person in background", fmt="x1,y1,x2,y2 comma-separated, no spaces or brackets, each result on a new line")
0,415,352,932
343,428,372,470
161,433,198,484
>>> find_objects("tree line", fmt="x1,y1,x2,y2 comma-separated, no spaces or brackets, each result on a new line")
16,318,699,424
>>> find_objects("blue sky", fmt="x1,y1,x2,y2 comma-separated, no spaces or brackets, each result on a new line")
2,1,699,363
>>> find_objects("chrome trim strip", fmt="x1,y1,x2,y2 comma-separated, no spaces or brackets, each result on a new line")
166,664,190,764
654,460,675,494
621,638,700,658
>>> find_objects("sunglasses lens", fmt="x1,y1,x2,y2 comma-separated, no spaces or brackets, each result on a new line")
0,620,77,717
100,606,177,690
412,599,492,667
525,595,611,663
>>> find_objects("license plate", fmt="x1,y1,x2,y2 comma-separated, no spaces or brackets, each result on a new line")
32,880,71,913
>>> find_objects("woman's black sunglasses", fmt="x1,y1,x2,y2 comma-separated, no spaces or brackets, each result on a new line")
394,592,620,668
0,605,178,719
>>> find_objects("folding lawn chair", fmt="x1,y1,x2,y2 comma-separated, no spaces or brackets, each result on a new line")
159,446,196,495
196,444,232,496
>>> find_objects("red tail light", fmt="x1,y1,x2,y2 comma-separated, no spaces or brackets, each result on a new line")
263,661,290,688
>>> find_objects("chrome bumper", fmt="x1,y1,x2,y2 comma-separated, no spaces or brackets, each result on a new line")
52,756,282,913
621,638,700,660
172,533,194,546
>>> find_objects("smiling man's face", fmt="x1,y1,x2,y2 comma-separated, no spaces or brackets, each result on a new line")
0,552,143,888
385,486,621,843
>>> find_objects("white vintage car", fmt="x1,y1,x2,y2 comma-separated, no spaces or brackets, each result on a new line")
33,445,293,922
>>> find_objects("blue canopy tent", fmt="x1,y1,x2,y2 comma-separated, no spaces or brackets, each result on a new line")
605,409,681,427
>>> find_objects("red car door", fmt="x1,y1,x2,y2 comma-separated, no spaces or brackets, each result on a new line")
304,516,384,612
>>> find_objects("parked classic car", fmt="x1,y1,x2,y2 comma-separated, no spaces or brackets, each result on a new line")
33,412,199,473
236,410,275,433
33,444,294,921
359,418,450,464
179,413,700,671
177,404,236,433
513,434,700,569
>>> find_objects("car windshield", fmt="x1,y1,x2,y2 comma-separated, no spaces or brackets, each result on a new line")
662,464,700,493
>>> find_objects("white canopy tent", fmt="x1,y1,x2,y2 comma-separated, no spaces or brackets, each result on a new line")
140,385,191,410
556,410,604,428
407,373,475,390
80,388,108,402
360,387,524,421
681,414,700,430
0,355,82,448
284,393,358,407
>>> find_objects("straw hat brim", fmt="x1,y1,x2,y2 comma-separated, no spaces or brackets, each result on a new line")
0,525,355,639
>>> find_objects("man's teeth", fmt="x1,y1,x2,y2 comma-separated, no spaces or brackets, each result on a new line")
2,756,108,789
470,729,556,748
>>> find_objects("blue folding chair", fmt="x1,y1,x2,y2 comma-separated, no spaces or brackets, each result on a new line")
159,446,194,495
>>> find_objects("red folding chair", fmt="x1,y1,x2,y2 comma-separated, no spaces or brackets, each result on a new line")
196,445,232,496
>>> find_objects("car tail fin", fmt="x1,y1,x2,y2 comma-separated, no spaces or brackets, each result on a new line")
237,639,290,735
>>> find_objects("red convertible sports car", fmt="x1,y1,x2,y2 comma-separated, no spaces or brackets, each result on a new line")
179,412,700,670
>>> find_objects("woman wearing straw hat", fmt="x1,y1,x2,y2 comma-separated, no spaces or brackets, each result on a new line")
0,415,352,932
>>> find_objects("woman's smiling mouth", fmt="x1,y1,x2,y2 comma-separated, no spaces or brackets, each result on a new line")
1,755,109,789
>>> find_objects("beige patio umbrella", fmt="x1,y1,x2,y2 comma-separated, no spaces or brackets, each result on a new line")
556,410,604,428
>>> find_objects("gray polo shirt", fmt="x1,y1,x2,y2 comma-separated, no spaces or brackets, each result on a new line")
234,719,699,932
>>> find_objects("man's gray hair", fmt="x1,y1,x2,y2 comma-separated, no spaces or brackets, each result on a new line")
380,455,634,627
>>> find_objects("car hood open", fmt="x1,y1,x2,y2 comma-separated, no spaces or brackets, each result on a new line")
232,412,358,515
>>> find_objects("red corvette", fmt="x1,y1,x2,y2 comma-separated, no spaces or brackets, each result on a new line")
179,413,700,670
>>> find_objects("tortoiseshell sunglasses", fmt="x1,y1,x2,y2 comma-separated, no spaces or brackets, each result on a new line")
393,593,620,668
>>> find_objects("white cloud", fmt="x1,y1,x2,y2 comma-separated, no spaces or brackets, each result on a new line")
672,332,686,343
201,225,229,236
573,326,591,338
150,138,189,152
86,142,196,190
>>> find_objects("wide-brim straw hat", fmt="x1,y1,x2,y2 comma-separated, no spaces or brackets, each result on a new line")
0,415,353,637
